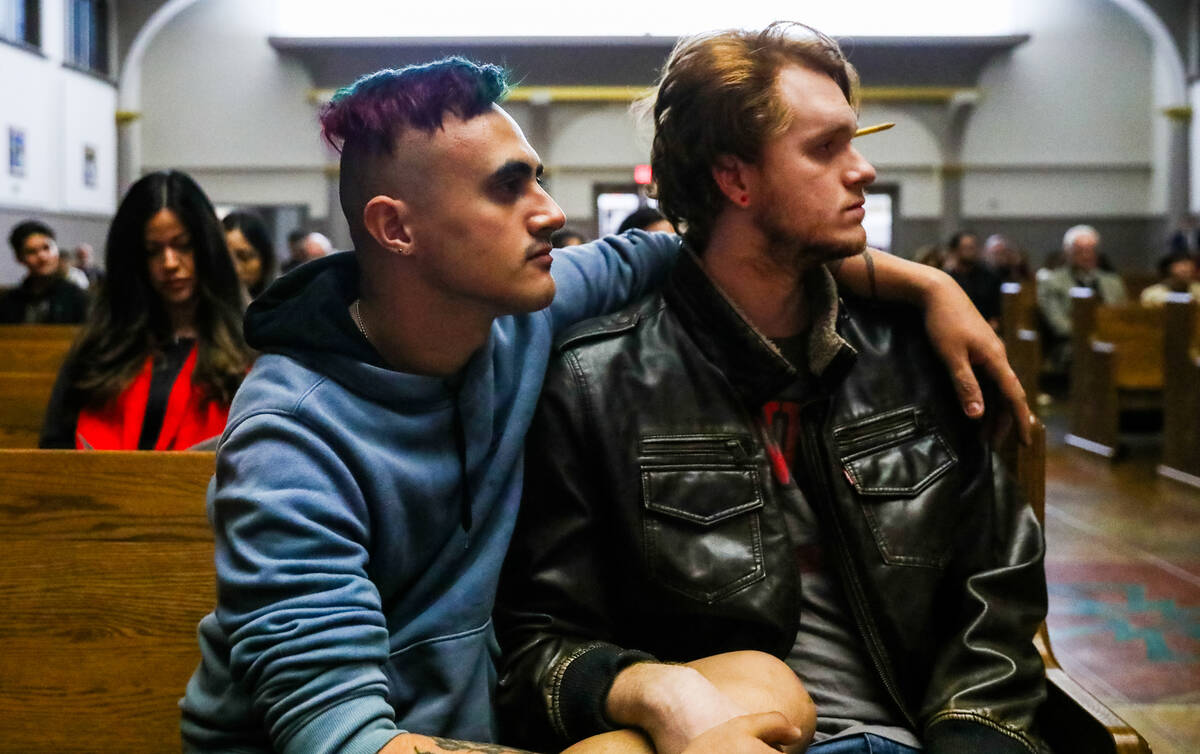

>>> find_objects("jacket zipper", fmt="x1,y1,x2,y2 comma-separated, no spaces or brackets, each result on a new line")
639,436,749,458
797,400,918,732
835,409,921,458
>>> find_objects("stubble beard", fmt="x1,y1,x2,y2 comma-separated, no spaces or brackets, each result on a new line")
758,205,866,275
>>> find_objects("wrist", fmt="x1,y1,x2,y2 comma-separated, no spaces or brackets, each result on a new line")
606,662,699,733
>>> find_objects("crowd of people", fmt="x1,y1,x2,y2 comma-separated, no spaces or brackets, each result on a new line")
1,176,339,448
0,18,1190,754
914,221,1200,377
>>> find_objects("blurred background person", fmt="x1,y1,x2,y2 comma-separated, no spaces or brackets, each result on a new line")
0,220,90,324
1139,250,1200,306
40,170,253,450
281,229,333,274
983,233,1032,283
945,230,1001,329
550,226,589,248
617,205,675,234
1037,224,1127,373
222,210,277,298
72,242,105,289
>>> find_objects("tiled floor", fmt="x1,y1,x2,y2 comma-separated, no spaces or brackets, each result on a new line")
1041,409,1200,753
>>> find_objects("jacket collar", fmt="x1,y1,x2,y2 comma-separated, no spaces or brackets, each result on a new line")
663,246,856,407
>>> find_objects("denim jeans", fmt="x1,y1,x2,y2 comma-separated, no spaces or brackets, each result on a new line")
808,733,922,753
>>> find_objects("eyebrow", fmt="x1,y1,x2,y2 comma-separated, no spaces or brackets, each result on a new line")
486,159,542,186
807,121,857,147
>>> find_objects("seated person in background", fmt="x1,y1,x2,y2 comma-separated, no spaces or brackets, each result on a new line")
983,233,1032,283
552,226,590,248
496,22,1048,754
1139,250,1200,306
179,55,1029,754
0,220,90,324
280,229,333,274
944,229,1001,329
71,242,105,289
618,205,675,234
1037,224,1127,339
222,210,277,298
40,170,253,450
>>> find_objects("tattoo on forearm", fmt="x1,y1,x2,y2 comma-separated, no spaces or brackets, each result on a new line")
416,737,538,754
827,257,846,274
864,248,877,299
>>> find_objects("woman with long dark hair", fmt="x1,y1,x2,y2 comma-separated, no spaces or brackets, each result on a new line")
40,170,253,449
222,210,276,298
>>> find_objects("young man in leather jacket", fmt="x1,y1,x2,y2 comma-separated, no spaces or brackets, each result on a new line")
495,23,1049,754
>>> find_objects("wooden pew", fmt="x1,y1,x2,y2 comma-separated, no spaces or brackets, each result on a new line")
1066,289,1164,458
1158,294,1200,488
1000,420,1153,753
0,450,216,753
0,327,79,447
1000,282,1042,407
0,443,1153,752
0,324,78,374
0,372,58,448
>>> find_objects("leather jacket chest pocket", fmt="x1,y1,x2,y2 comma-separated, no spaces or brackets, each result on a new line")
639,435,766,604
833,408,958,568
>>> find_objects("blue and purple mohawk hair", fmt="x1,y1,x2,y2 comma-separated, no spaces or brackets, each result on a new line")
319,57,510,154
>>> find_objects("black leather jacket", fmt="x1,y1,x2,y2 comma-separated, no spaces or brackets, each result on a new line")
496,251,1049,754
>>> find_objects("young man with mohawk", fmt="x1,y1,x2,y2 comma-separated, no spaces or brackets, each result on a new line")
181,56,1028,754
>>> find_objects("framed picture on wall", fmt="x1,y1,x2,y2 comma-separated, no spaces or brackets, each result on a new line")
8,127,26,178
83,145,97,188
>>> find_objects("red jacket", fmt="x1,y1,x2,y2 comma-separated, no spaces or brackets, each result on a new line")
75,344,230,450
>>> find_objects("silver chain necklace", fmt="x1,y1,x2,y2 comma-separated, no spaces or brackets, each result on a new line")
351,298,371,344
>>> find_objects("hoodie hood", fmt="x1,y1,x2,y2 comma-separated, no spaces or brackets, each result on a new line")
244,251,450,408
246,250,376,365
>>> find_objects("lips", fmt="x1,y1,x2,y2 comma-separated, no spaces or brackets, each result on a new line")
527,243,554,267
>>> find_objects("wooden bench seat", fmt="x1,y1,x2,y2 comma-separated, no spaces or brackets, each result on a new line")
0,446,1152,752
1066,290,1164,457
0,450,216,752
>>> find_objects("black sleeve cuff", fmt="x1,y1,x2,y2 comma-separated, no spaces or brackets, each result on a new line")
556,645,658,742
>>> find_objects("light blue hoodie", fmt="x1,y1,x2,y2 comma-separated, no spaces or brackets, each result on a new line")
180,231,680,753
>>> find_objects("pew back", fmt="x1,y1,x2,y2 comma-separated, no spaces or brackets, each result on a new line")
1092,305,1165,390
0,325,76,375
1160,296,1200,487
0,450,215,752
0,372,57,448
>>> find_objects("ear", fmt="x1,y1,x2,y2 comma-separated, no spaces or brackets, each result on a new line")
362,195,414,255
711,155,754,208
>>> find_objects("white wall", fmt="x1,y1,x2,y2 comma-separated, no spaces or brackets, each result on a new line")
0,1,118,284
132,0,1171,253
1193,78,1200,214
139,0,329,219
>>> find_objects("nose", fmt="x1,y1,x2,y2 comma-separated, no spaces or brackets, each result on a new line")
531,183,566,236
846,147,876,188
161,247,182,270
